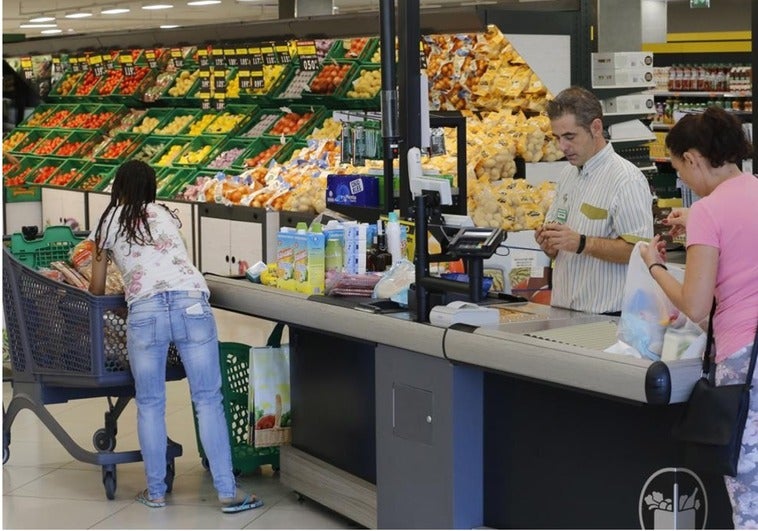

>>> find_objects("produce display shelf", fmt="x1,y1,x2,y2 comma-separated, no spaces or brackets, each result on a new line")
51,130,103,159
235,137,287,171
149,136,194,168
129,107,175,135
131,136,172,165
93,132,145,163
156,167,196,200
334,63,381,110
42,159,92,189
205,137,256,171
326,37,377,63
301,59,360,106
72,162,117,192
173,135,224,167
151,108,203,136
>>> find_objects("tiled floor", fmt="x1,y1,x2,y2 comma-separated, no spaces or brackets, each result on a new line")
2,309,360,529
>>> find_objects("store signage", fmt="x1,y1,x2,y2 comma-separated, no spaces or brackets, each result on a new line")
419,40,428,69
119,50,135,77
225,48,238,67
52,55,63,75
297,40,319,71
70,57,80,73
198,47,210,68
79,55,90,72
170,48,184,69
262,43,277,66
250,45,264,67
638,468,708,529
104,52,116,70
145,49,159,69
251,67,264,90
237,47,251,89
275,42,292,64
20,57,34,80
89,54,105,77
213,92,226,111
212,47,226,68
690,0,710,7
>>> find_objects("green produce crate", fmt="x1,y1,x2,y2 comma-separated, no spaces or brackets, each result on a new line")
108,109,146,135
47,72,84,100
66,103,127,132
73,163,117,192
93,132,145,163
132,136,171,164
174,136,221,167
156,167,194,199
4,156,44,190
22,130,71,157
334,63,381,110
326,37,376,62
43,159,91,188
2,128,33,152
17,104,57,128
268,62,317,104
205,137,255,171
183,110,219,137
8,225,85,269
110,67,156,105
143,71,177,103
192,342,279,475
35,105,79,128
274,139,308,164
24,160,62,186
362,38,382,64
234,137,286,170
202,104,258,136
150,137,193,168
260,104,326,142
157,69,201,107
52,130,101,159
302,60,358,106
152,108,202,136
10,129,53,155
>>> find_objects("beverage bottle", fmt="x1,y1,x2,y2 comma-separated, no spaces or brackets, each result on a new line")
325,234,343,274
386,211,402,265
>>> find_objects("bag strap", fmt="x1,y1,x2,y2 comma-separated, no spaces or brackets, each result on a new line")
266,322,286,348
703,299,758,388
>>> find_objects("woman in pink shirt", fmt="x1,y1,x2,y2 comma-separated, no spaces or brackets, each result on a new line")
643,106,757,528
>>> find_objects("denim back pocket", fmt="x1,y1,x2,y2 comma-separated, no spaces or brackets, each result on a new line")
127,316,157,350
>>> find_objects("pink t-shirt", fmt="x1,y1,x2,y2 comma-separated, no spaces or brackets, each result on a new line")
686,173,758,362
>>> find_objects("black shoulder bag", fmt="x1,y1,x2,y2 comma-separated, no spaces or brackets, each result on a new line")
672,303,757,477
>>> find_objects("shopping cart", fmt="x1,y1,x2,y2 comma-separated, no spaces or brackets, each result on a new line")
193,342,279,475
2,226,185,500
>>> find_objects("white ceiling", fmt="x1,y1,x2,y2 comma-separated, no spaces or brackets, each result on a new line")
4,0,510,40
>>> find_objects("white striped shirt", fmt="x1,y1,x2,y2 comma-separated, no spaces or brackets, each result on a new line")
546,143,653,313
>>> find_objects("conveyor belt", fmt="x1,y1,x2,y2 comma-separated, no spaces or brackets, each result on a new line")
524,320,619,351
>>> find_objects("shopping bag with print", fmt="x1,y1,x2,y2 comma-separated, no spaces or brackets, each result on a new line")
249,323,292,448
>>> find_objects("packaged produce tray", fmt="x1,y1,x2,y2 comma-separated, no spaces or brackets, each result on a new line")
152,108,202,136
73,163,117,192
150,137,193,168
43,159,91,188
205,137,255,171
93,132,145,163
326,37,376,62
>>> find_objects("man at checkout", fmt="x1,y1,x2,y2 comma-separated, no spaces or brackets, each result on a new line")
535,86,653,314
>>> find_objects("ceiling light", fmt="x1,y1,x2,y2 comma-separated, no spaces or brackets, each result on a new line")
187,0,221,5
19,23,58,28
101,6,131,14
160,24,180,28
29,15,55,22
142,2,174,9
41,28,63,34
64,10,93,18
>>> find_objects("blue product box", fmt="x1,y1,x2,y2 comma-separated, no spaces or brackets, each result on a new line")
326,174,380,207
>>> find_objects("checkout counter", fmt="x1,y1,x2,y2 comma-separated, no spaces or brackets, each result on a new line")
206,277,734,529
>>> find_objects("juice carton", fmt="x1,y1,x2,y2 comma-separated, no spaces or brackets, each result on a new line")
276,227,297,291
300,222,325,295
292,222,309,291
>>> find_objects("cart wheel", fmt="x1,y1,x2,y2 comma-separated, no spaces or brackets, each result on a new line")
201,457,210,470
93,429,116,452
3,444,8,465
102,468,117,500
165,461,175,493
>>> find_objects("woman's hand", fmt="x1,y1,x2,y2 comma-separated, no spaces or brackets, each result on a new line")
641,234,667,268
663,208,689,238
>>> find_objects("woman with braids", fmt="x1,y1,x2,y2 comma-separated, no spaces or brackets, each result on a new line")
90,160,263,513
641,107,757,528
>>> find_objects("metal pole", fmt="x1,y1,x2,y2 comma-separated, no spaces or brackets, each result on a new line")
379,0,399,214
397,0,422,218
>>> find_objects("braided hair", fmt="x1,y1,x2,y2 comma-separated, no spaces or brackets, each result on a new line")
94,160,160,255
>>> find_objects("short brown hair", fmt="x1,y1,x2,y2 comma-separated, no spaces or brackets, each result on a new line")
546,86,603,131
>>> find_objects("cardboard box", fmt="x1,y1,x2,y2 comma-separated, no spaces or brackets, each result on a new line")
602,94,655,115
592,52,654,71
592,68,654,87
483,230,551,304
326,174,380,207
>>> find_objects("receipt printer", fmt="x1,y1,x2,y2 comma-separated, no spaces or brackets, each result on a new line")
429,300,500,328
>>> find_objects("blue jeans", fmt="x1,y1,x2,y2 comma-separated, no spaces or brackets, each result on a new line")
127,290,236,501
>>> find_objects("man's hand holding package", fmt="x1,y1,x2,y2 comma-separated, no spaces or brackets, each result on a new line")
539,222,583,254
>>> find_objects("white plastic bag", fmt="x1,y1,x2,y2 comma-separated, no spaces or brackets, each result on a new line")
606,242,701,361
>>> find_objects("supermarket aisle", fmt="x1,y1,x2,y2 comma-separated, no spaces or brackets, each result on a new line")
2,309,359,529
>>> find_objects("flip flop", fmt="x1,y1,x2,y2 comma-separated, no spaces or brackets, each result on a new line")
136,489,166,508
221,494,264,514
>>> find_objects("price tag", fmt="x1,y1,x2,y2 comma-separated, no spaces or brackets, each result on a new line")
198,48,210,68
145,49,159,69
250,46,264,67
200,94,212,110
224,48,238,67
52,55,63,75
213,69,227,92
170,48,184,69
251,68,264,90
103,52,116,70
213,93,226,111
237,47,251,89
120,50,136,77
90,54,105,77
20,57,34,80
297,40,319,71
212,47,226,68
275,42,291,64
79,55,90,72
262,43,277,65
419,40,427,69
70,57,80,73
199,69,211,92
